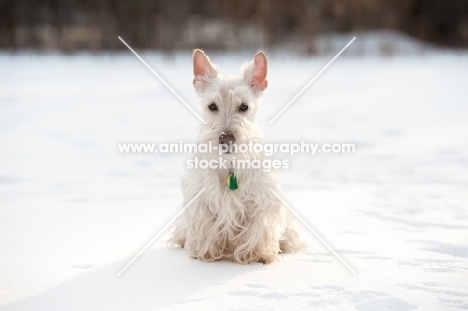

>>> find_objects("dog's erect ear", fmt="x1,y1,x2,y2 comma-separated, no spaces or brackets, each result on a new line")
193,49,218,90
243,51,268,92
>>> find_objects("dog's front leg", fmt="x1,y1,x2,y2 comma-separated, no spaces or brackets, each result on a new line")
232,212,282,264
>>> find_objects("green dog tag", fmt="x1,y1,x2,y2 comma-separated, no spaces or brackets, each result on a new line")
227,173,238,190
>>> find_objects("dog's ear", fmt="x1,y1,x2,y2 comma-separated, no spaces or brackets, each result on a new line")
243,51,268,92
193,49,218,90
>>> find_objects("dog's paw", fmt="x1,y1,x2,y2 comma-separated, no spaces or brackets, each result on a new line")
258,254,277,265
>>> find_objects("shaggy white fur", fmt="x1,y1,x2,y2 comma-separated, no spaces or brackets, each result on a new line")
169,50,303,264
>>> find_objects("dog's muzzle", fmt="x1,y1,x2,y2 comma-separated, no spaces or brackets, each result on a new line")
219,132,235,153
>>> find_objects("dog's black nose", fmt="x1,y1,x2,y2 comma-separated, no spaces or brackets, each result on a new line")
219,132,235,153
219,132,235,145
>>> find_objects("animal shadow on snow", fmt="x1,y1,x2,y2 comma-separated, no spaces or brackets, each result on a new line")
2,248,262,311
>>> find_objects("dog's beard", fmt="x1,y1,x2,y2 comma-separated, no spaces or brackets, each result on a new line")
196,121,265,161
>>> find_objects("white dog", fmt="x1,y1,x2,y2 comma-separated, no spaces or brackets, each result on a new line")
169,50,303,264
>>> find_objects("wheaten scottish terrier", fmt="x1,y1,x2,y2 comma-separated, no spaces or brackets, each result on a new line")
169,50,303,264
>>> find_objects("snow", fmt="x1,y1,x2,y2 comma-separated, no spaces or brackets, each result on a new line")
1,36,468,310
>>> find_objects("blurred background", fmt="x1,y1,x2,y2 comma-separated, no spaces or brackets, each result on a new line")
1,0,468,54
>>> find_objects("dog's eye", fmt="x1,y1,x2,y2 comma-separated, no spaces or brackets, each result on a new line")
239,103,248,112
208,103,218,111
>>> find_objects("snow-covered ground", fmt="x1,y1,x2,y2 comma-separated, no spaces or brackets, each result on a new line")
1,37,468,310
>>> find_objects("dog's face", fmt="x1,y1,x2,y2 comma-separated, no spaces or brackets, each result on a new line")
192,50,268,153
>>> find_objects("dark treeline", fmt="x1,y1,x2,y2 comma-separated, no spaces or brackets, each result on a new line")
0,0,467,52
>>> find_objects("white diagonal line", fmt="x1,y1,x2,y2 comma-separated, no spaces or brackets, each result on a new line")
118,36,206,124
268,37,356,124
269,188,357,275
117,188,206,276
